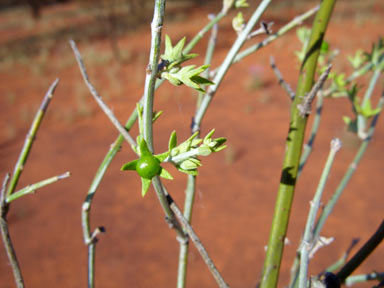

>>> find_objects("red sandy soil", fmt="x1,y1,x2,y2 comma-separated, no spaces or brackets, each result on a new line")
0,1,383,287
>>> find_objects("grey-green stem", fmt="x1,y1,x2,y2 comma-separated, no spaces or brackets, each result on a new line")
142,0,166,152
298,139,341,288
193,0,272,132
313,88,384,240
1,174,24,288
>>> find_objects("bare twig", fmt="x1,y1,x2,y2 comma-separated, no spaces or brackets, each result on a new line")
297,64,332,117
270,56,295,100
6,78,59,199
314,90,384,239
69,40,136,149
165,192,230,288
247,21,273,39
298,139,341,288
325,238,360,273
6,172,70,203
1,174,25,288
234,5,320,64
1,79,62,288
345,272,384,286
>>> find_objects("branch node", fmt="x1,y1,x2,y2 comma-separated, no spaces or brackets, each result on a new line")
297,64,332,117
88,226,106,244
177,235,189,245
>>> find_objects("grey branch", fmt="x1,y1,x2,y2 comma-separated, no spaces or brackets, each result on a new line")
1,174,25,288
70,40,137,149
247,21,274,39
270,56,295,100
297,64,332,117
167,193,230,288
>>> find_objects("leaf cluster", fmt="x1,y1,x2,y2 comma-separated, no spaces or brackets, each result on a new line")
160,35,214,92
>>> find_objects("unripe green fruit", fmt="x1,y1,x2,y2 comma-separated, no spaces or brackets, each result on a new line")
136,156,161,179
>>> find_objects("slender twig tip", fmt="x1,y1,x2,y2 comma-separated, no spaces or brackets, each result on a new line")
58,171,71,180
331,138,342,152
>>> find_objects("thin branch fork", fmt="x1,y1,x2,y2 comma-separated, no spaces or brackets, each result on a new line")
1,174,25,288
270,56,296,100
6,78,60,199
247,21,274,39
297,64,332,117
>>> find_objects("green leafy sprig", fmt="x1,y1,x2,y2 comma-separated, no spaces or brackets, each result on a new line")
159,35,214,92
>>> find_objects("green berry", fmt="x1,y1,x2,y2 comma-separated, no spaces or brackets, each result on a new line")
136,156,161,179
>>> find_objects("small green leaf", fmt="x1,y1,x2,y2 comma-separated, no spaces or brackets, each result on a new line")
198,146,212,156
342,116,358,133
162,72,183,86
121,160,138,171
342,116,352,125
139,139,152,157
168,131,177,151
177,65,213,92
296,27,311,45
161,35,198,69
180,158,201,170
320,41,329,54
360,100,381,118
235,0,249,8
178,168,199,176
170,148,180,157
160,168,173,180
232,12,245,33
214,145,227,152
213,137,227,147
348,50,364,69
190,75,215,86
152,111,163,123
155,151,169,163
141,178,151,197
204,129,216,143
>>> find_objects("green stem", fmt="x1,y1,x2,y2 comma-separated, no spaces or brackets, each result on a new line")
142,0,166,152
183,12,225,54
325,239,359,274
337,220,384,283
6,79,59,198
298,139,341,288
197,15,218,109
260,2,336,288
141,0,186,236
357,68,381,139
313,90,384,239
6,172,70,203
